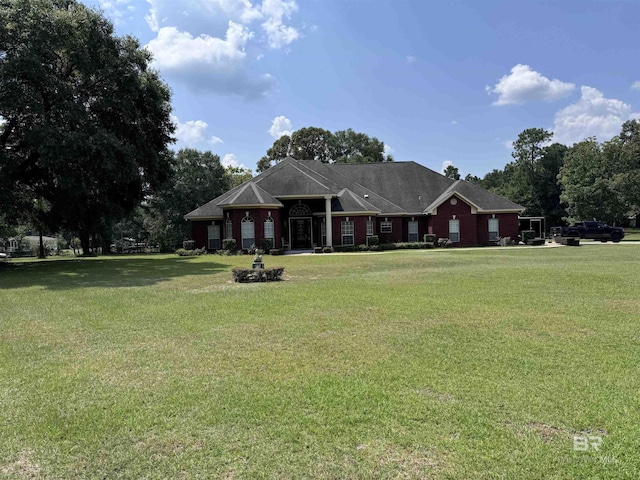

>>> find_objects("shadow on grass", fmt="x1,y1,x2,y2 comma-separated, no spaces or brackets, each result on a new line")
0,255,227,290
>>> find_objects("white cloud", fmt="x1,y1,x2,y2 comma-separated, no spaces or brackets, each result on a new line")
222,153,239,167
269,116,293,139
143,1,302,98
98,0,134,24
222,153,249,170
145,0,300,49
441,160,454,173
261,0,300,48
145,0,260,35
174,117,209,146
148,22,251,71
631,81,640,91
383,144,393,157
147,22,275,99
173,116,224,147
406,55,416,64
487,64,575,106
552,86,638,146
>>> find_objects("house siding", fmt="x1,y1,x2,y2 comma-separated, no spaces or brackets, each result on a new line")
431,196,479,246
476,213,519,244
377,217,403,243
402,216,428,242
192,221,209,249
224,208,283,250
331,215,370,246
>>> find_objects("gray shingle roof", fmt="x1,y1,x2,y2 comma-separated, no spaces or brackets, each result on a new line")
253,158,340,196
423,180,524,214
217,181,283,208
328,162,455,213
332,188,381,214
185,157,524,220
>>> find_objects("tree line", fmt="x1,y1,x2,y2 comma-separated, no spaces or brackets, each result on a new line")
463,123,640,228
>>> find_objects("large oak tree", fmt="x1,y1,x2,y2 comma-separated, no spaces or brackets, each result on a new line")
0,0,174,254
257,127,392,172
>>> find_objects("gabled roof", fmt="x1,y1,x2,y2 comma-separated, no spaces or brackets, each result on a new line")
423,180,524,214
253,157,340,196
217,181,283,208
185,157,524,220
332,188,381,214
184,181,282,220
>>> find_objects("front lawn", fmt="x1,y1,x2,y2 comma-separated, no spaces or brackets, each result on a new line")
1,247,639,478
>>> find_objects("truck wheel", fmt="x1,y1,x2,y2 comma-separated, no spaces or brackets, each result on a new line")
611,232,621,243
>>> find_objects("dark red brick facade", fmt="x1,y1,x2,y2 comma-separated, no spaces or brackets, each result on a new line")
191,197,520,250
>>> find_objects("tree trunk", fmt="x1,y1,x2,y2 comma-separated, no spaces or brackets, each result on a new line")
79,230,91,256
38,231,46,259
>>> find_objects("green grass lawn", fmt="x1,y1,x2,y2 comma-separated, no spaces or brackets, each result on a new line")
1,246,639,479
621,227,640,242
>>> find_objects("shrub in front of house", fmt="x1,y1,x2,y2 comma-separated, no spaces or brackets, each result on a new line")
367,235,379,246
183,240,195,250
322,246,333,253
270,248,284,255
358,244,369,251
259,238,273,252
219,239,238,255
232,267,285,283
394,242,433,249
176,247,206,256
333,245,360,253
379,243,398,250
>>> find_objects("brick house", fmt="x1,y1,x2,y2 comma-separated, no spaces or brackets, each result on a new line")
185,157,524,250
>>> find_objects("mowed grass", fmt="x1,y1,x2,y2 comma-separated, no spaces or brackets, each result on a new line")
1,246,639,479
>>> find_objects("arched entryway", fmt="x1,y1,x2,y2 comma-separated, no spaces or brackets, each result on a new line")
288,203,313,249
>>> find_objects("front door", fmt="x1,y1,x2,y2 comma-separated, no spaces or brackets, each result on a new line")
291,218,312,249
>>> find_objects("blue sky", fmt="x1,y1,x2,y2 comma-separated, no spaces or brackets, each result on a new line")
83,0,640,177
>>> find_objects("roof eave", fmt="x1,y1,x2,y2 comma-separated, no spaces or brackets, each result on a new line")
216,203,283,209
184,214,224,221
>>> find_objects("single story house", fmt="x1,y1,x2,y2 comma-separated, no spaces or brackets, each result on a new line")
185,157,524,250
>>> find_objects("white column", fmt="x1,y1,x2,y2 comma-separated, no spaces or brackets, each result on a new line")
324,196,333,247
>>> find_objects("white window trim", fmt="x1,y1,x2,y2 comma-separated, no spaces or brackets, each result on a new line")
380,221,392,233
449,219,460,243
225,218,233,240
208,224,221,250
488,218,499,241
241,216,255,250
408,221,419,242
366,219,374,237
264,216,275,243
342,220,354,246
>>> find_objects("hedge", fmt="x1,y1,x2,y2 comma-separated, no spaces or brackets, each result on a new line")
232,267,285,283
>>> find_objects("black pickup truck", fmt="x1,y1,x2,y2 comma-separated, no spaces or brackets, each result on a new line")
550,221,625,242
